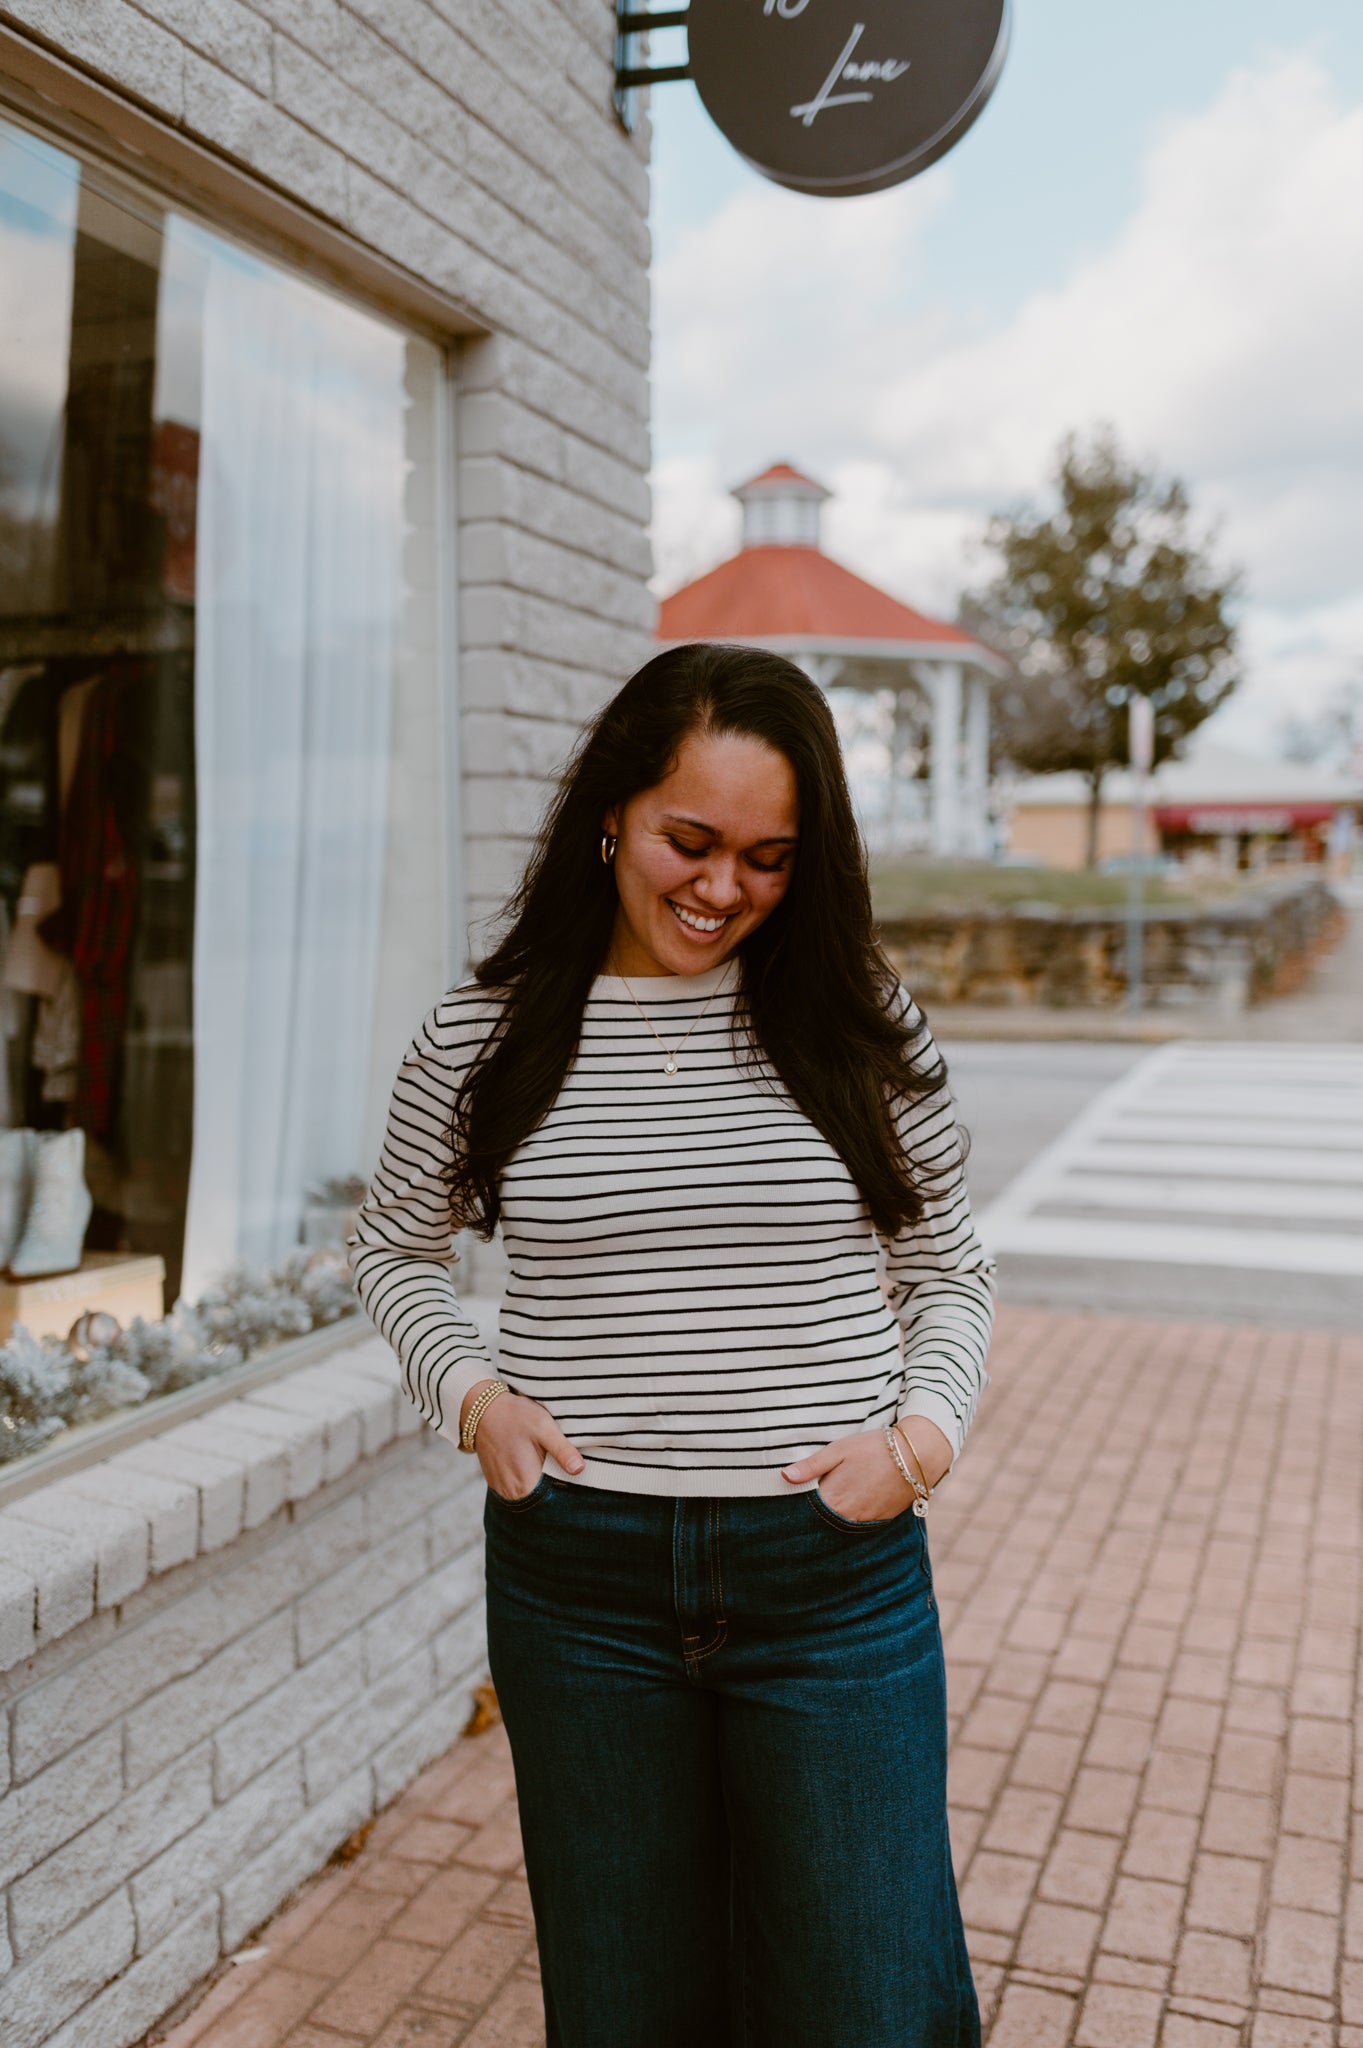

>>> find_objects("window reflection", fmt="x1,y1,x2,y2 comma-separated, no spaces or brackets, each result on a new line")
0,112,447,1321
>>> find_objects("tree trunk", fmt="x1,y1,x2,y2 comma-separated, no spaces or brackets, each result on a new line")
1084,770,1105,869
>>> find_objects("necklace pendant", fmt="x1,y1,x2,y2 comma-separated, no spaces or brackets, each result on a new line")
662,1057,679,1076
912,1498,928,1518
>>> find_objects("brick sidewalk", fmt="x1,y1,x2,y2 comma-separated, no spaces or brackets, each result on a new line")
150,1305,1363,2048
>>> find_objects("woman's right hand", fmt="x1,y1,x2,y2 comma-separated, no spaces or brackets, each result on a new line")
461,1379,585,1499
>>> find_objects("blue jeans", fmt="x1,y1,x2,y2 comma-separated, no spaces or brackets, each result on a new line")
484,1477,979,2048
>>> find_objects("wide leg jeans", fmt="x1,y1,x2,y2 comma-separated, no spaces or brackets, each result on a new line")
484,1476,979,2048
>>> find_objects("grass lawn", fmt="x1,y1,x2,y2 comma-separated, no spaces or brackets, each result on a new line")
869,860,1245,918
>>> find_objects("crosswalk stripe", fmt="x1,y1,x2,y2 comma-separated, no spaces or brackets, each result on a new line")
1045,1175,1363,1221
988,1216,1363,1275
977,1041,1363,1276
1107,1116,1363,1149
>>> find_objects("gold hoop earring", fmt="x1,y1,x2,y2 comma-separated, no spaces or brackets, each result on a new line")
601,833,617,865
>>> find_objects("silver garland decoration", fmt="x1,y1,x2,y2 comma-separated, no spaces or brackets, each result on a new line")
0,1246,358,1466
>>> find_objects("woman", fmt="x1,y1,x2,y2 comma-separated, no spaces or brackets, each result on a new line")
350,641,994,2048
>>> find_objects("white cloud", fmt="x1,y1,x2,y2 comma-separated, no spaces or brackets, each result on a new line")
0,219,75,497
651,53,1363,742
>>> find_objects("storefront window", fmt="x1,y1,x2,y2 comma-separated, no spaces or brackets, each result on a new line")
0,112,449,1314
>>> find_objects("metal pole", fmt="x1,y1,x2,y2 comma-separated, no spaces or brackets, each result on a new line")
1126,698,1154,1015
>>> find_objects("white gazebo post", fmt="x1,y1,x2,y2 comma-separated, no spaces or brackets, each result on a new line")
929,663,963,858
887,687,916,846
963,673,991,856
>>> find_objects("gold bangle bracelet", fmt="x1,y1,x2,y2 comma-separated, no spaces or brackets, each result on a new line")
460,1380,510,1453
884,1423,930,1517
894,1422,934,1497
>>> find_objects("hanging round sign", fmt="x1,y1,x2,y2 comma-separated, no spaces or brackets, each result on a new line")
686,0,1009,197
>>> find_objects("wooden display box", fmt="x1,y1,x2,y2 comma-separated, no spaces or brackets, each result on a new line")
0,1251,167,1342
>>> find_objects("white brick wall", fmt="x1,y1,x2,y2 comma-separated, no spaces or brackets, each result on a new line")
0,0,657,949
0,9,654,2031
0,1334,492,2047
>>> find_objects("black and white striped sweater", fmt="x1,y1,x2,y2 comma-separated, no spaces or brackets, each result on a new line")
348,962,994,1496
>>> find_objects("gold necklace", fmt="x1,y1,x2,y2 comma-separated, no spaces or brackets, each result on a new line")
618,971,725,1076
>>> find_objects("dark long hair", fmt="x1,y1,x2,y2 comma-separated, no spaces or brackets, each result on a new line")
447,641,953,1241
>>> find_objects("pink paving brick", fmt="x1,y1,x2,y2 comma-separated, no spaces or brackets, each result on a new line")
1122,1810,1200,1887
1013,1730,1089,1795
983,1788,1068,1860
1067,1768,1143,1837
1280,1772,1350,1842
1086,1714,1158,1774
1185,1854,1265,1939
1161,2017,1244,2048
1144,1752,1215,1817
1076,1981,1165,2048
1260,1907,1341,1998
1017,1902,1103,1979
309,1938,435,2037
458,1973,547,2048
416,1914,536,2017
1270,1835,1346,1915
1102,1878,1187,1966
1172,1932,1253,2006
144,1309,1362,2048
1041,1831,1124,1912
962,1851,1044,1936
1287,1718,1352,1779
989,1983,1079,2048
1200,1790,1277,1860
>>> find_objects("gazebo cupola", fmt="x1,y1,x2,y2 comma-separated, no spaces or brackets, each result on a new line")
733,463,831,550
657,462,1007,858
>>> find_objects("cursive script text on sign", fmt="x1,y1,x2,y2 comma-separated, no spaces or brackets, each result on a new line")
789,23,910,126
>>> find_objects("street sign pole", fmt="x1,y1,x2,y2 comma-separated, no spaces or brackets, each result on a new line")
1126,697,1154,1016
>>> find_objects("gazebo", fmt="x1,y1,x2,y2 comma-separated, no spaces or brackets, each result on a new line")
657,464,1005,857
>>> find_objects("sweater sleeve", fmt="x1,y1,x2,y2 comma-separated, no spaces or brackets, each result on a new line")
882,989,995,1463
347,988,501,1446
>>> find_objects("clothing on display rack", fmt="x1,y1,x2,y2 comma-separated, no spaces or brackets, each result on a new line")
3,862,66,1000
38,663,144,1144
32,960,80,1102
0,900,20,1129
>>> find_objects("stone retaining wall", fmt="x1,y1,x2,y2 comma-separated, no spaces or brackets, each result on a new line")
879,878,1343,1011
0,1335,487,2048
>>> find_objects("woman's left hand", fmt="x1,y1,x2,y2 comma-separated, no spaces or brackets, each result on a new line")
781,1415,954,1521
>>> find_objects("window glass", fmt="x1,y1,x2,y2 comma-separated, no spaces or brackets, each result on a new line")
0,111,448,1310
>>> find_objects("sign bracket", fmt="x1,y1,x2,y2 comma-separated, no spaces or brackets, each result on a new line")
615,0,691,131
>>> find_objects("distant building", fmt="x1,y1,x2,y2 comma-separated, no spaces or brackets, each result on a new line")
658,465,1006,857
1007,748,1363,870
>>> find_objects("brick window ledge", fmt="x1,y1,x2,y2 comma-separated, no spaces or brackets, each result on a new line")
0,1301,499,1677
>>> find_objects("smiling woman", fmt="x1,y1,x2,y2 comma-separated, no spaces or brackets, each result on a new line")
350,639,997,2048
603,727,799,973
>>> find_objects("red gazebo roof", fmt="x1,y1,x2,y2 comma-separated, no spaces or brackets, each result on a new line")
657,544,983,652
732,462,831,497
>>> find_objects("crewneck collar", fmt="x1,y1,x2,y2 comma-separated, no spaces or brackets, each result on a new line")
592,958,738,999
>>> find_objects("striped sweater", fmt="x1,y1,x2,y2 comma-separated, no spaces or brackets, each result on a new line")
348,961,994,1497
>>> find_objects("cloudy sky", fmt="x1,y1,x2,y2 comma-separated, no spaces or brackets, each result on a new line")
646,0,1363,751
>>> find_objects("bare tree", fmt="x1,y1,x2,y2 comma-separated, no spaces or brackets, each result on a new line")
968,429,1242,865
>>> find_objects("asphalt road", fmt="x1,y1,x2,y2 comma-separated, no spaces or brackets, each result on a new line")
943,1038,1363,1334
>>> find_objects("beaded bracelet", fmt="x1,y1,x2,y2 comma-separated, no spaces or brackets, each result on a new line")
460,1380,511,1453
883,1422,931,1517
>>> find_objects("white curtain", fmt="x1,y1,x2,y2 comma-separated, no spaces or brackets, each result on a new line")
180,236,404,1296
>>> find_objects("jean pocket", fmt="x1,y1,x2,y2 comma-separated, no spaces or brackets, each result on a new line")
808,1485,910,1534
487,1473,553,1513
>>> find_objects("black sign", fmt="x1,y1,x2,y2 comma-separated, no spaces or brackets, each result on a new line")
686,0,1009,196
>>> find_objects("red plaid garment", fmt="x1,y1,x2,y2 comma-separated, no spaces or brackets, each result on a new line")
39,668,141,1142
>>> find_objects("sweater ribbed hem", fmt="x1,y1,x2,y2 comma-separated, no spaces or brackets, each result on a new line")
541,1451,818,1498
